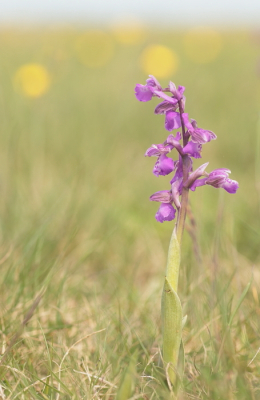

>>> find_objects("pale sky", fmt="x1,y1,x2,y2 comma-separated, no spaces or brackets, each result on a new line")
1,0,260,26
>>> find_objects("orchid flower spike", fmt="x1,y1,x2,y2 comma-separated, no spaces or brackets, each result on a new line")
135,75,238,222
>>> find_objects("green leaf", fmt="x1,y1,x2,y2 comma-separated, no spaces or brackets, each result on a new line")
165,229,181,292
161,278,182,385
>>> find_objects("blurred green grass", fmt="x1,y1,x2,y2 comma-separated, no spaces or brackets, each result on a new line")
0,27,259,399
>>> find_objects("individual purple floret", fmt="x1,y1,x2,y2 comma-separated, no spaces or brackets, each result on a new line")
153,154,175,177
183,141,202,159
166,133,183,155
190,168,239,193
145,142,175,177
135,75,238,224
154,100,178,115
165,111,182,131
184,118,217,144
145,143,173,157
154,98,185,133
168,82,185,100
135,84,154,102
205,168,231,187
185,162,209,188
135,75,162,102
150,190,173,202
150,191,176,223
146,75,162,90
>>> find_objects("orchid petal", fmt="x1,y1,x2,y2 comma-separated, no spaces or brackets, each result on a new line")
182,113,194,131
145,143,172,157
146,75,162,90
135,84,153,102
154,101,176,115
150,190,172,203
222,179,239,194
183,141,202,158
190,177,207,191
191,128,217,144
166,134,183,154
186,162,209,188
178,86,185,96
153,90,178,105
165,111,182,131
153,154,175,177
206,168,230,187
168,82,185,100
155,203,176,223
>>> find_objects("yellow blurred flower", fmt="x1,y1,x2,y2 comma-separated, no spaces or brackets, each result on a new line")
14,63,51,98
75,30,114,68
111,19,146,45
183,27,222,64
140,45,179,78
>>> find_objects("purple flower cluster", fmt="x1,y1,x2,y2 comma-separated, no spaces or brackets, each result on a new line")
135,75,239,223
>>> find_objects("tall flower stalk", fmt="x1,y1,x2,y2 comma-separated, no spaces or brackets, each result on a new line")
135,76,239,387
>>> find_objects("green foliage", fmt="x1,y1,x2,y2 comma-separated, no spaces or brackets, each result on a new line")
161,278,182,386
161,229,182,386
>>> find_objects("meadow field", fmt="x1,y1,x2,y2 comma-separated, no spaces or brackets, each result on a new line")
0,26,259,399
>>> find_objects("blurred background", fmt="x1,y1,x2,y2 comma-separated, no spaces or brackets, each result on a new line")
0,0,259,263
0,1,260,398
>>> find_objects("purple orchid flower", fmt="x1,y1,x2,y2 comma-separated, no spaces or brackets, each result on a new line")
145,142,175,177
183,141,202,159
154,93,190,132
153,91,179,105
205,168,231,187
135,75,162,102
165,111,182,131
153,154,175,177
164,111,196,133
167,134,203,160
154,100,178,115
150,190,176,223
146,75,162,89
145,143,173,157
150,190,172,203
166,132,183,154
135,84,154,102
135,75,239,224
168,82,185,101
185,162,209,188
183,117,217,144
190,168,239,193
137,82,187,132
149,173,183,222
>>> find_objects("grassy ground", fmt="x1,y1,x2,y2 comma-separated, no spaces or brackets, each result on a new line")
0,27,260,399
